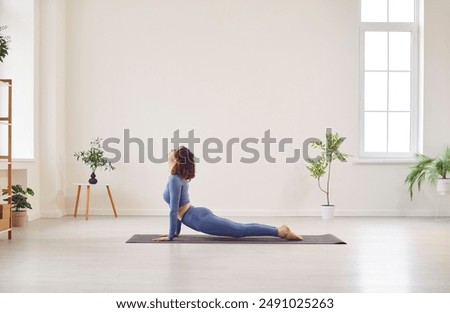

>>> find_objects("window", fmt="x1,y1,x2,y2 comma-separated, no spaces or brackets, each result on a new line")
0,2,35,159
360,0,419,158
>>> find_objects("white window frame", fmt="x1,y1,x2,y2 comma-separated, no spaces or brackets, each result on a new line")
359,0,419,159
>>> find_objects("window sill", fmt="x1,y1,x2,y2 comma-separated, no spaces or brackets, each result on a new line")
351,158,416,164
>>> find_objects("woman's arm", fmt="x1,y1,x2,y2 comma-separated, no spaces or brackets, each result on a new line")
167,175,182,241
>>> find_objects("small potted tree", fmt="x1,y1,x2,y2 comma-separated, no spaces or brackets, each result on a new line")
74,137,116,184
405,147,450,199
2,185,34,227
306,130,349,219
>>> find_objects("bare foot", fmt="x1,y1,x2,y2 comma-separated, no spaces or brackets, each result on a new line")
278,225,303,241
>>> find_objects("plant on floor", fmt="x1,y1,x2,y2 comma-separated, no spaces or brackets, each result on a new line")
405,147,450,199
306,130,349,209
2,185,34,227
2,185,34,212
0,25,11,63
74,137,116,184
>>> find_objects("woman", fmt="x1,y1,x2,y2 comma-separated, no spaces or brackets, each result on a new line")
153,146,302,241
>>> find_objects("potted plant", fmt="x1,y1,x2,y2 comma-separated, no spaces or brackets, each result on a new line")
74,137,116,184
0,25,11,63
405,147,450,199
306,130,349,219
2,185,34,227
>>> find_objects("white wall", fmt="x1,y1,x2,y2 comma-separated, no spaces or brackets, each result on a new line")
423,0,450,155
36,0,450,217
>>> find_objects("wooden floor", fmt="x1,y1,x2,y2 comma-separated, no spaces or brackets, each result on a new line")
0,216,449,292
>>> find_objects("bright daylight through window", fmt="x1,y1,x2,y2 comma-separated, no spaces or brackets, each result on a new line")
360,0,419,158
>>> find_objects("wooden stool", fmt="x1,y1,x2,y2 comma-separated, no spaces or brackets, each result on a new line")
73,183,118,220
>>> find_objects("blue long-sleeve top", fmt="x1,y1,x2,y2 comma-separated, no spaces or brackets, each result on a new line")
163,174,190,240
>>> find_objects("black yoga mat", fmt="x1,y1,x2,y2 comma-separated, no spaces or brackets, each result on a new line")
126,234,346,244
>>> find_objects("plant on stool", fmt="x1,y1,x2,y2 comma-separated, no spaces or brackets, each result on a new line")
74,138,116,184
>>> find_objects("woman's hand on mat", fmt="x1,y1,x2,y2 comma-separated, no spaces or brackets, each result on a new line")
158,233,179,237
153,236,170,242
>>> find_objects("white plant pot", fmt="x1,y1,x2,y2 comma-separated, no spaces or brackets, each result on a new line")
437,179,450,195
321,205,335,220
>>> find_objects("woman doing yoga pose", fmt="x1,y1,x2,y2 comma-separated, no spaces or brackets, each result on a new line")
153,146,302,241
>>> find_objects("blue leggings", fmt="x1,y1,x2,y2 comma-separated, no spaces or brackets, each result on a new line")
181,206,279,238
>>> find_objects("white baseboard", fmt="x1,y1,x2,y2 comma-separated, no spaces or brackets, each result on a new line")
40,211,65,218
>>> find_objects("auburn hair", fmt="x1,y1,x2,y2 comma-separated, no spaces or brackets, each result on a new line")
171,146,196,181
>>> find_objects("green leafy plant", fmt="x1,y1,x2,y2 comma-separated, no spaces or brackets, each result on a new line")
2,185,34,212
74,137,115,173
306,131,349,206
0,25,11,63
405,147,450,199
